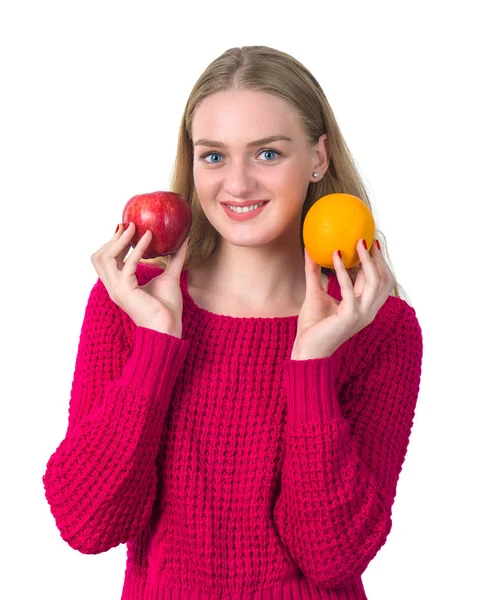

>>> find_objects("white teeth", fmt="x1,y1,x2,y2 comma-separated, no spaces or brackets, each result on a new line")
227,202,265,213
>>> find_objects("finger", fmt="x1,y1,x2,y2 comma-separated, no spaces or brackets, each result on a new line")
101,221,136,264
91,222,128,260
303,248,324,300
122,229,153,277
356,239,380,308
100,223,134,288
112,223,124,239
371,240,393,282
353,263,367,297
370,239,396,296
333,249,356,305
101,222,138,283
91,222,133,287
164,236,190,279
96,221,133,257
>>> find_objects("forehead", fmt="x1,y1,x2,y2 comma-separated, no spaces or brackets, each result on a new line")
192,89,303,140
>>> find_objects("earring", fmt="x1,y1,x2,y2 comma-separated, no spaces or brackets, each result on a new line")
312,172,319,178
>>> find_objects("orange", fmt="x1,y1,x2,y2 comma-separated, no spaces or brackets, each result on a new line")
303,193,375,269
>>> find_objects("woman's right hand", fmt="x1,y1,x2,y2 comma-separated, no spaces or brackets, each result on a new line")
90,222,189,338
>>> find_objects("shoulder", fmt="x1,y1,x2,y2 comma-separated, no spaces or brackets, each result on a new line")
377,295,422,342
338,294,422,384
363,295,423,372
327,271,422,345
356,294,423,362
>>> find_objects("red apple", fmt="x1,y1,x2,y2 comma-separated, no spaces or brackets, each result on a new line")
122,191,192,258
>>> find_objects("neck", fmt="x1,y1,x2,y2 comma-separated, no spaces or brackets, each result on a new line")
189,240,320,309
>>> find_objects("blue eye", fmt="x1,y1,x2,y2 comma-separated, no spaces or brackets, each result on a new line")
202,153,222,164
200,149,281,164
260,150,280,161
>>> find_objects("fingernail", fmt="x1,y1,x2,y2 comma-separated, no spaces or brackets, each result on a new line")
362,239,368,250
337,250,342,259
115,224,120,233
375,239,381,250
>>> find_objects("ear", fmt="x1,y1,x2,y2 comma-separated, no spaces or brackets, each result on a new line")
311,134,329,179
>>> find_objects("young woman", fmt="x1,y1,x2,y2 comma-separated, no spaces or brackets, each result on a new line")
43,46,423,600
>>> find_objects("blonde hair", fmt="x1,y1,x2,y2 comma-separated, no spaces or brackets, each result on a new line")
142,45,409,303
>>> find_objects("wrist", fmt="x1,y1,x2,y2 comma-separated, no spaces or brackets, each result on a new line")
291,353,333,360
290,347,335,360
143,323,182,339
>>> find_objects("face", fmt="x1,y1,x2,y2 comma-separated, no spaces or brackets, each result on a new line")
191,89,328,249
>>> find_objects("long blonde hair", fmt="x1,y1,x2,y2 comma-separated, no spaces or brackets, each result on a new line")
142,45,409,303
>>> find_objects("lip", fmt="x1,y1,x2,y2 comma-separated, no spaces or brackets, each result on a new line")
222,201,269,221
221,200,269,207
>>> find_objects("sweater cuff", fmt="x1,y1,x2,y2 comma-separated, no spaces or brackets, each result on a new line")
282,355,344,423
118,326,190,395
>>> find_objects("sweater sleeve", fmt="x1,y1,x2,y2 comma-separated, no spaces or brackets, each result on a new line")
42,276,190,555
274,301,423,588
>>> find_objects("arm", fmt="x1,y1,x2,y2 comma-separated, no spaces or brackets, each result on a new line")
274,300,423,588
42,277,190,554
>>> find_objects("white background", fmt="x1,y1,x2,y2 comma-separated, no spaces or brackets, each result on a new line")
1,1,476,598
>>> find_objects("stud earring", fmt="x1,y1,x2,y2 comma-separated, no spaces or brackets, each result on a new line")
312,172,319,178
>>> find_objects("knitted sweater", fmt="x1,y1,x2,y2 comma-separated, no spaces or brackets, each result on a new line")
42,263,423,600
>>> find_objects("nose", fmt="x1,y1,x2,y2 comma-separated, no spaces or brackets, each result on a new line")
224,159,257,198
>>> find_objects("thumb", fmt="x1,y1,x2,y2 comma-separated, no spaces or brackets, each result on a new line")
304,248,323,296
165,236,190,276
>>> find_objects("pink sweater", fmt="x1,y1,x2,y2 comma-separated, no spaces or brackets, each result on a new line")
43,263,423,600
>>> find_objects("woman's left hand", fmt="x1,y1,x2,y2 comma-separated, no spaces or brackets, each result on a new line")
291,239,397,360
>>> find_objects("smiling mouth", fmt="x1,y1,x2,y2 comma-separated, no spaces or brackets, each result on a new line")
225,201,267,212
222,202,269,220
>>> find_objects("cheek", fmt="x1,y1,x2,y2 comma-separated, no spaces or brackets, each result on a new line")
273,164,307,191
192,170,208,198
192,162,200,185
193,165,215,189
192,169,220,210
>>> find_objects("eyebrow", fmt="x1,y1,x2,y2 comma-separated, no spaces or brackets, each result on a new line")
193,135,293,148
